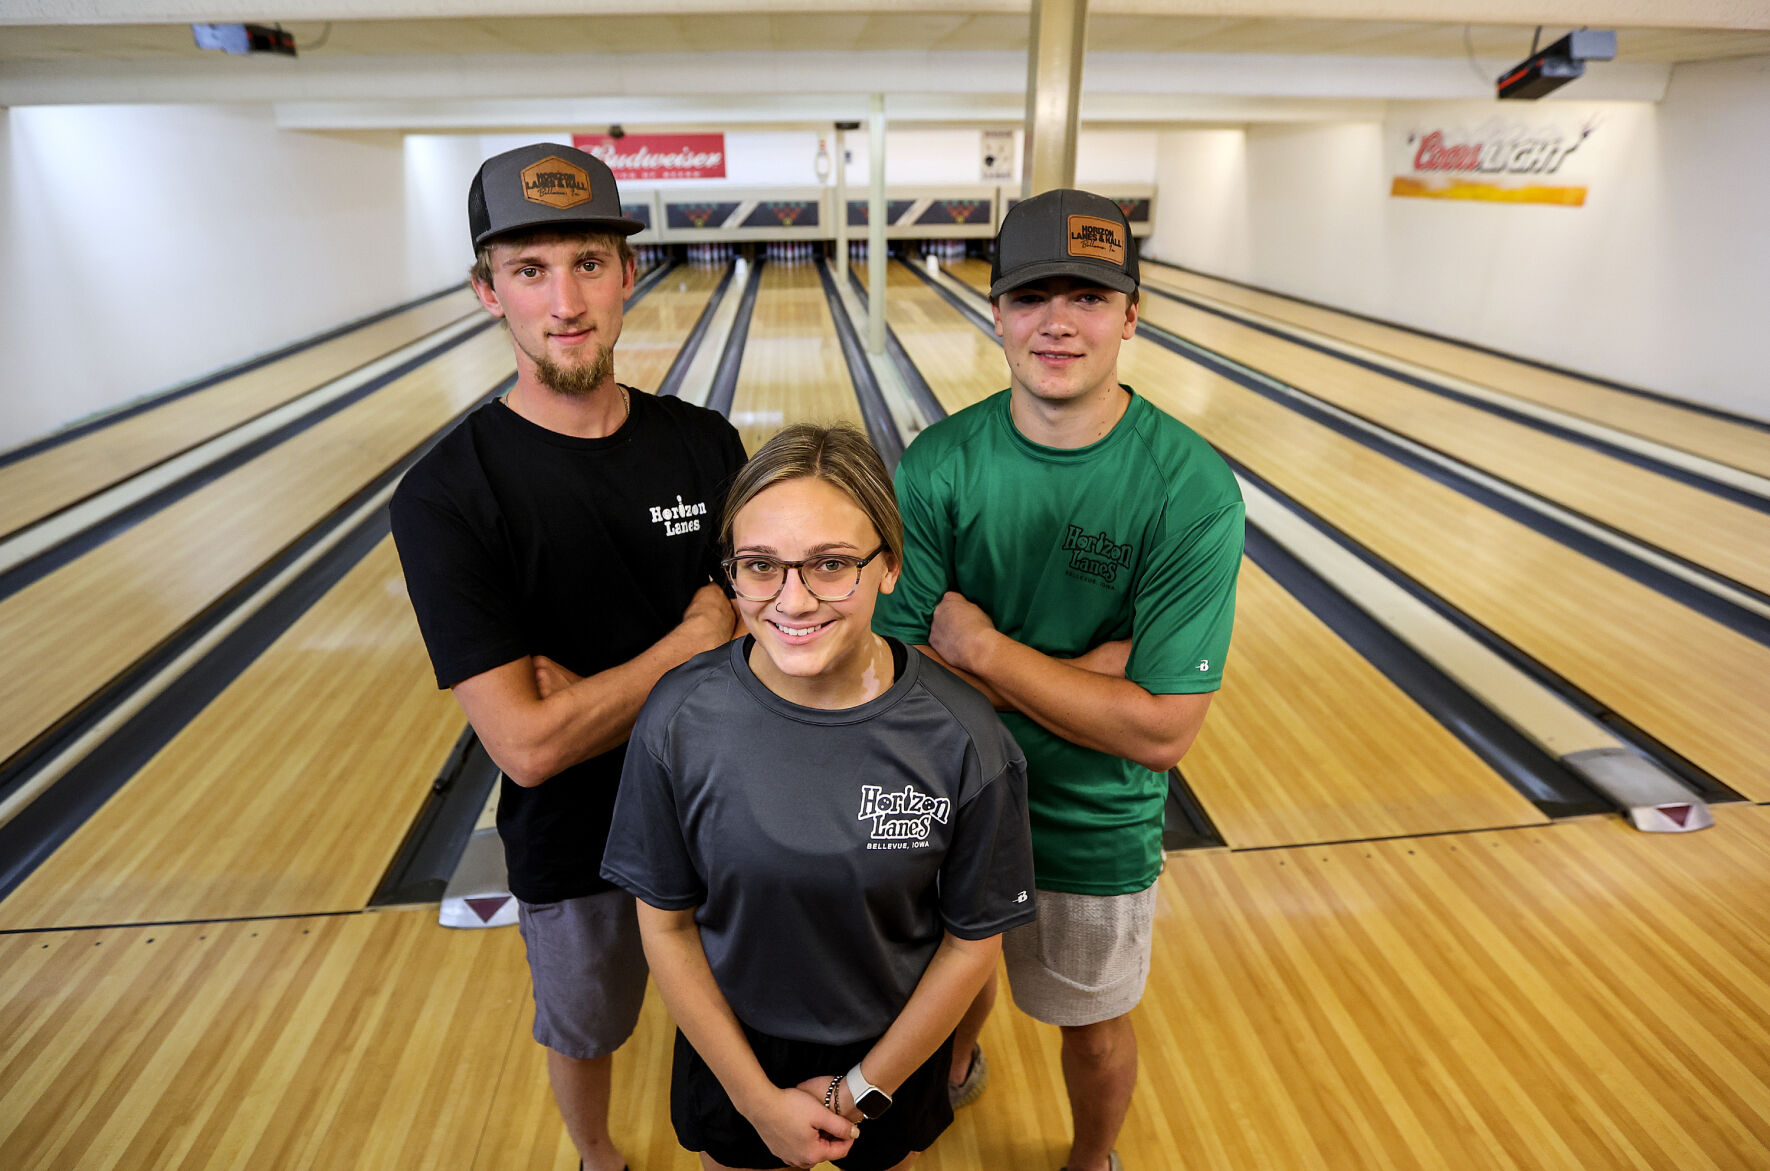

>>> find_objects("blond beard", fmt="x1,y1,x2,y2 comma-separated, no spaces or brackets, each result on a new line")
533,343,616,399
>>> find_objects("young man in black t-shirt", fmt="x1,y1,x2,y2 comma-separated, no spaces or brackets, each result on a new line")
390,143,745,1171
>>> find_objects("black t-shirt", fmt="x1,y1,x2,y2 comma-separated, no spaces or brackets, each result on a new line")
390,389,746,903
601,637,1038,1045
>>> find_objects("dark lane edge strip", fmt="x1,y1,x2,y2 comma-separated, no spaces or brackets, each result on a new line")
704,261,766,418
0,284,466,470
1142,260,1770,435
369,728,502,908
0,379,513,905
1242,516,1611,816
657,263,736,398
1226,454,1742,805
0,320,499,605
1143,282,1770,513
846,266,954,428
1133,317,1770,649
815,258,904,471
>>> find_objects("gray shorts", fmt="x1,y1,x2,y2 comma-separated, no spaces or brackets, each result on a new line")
516,889,649,1060
1002,882,1159,1027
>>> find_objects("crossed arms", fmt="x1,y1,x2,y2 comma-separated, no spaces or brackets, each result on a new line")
922,591,1213,774
450,583,737,786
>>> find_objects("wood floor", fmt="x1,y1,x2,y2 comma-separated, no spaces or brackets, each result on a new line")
4,258,1767,1169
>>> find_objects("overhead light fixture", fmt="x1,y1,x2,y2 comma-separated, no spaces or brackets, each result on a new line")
192,23,298,57
1496,29,1615,100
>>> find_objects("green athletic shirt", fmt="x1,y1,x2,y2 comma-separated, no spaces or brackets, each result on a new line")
873,387,1243,895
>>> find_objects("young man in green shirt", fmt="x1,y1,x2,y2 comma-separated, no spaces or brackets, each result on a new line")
873,188,1243,1171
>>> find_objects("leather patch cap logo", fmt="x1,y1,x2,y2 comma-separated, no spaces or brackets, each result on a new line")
1066,214,1125,264
520,156,592,209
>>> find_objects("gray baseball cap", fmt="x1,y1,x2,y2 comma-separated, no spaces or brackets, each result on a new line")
468,143,645,249
989,188,1139,298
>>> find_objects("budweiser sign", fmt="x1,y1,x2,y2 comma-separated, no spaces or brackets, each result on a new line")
573,133,726,180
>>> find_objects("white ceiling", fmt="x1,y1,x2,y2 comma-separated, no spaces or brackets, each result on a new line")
3,2,1766,128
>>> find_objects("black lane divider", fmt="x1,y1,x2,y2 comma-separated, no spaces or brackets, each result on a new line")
0,909,367,936
1143,261,1770,435
657,263,737,398
0,379,513,903
846,268,955,428
704,260,766,418
853,265,1225,850
632,256,678,299
1133,318,1770,650
1242,522,1610,817
815,258,904,471
0,284,466,471
903,259,995,335
1226,454,1743,806
1144,282,1770,514
370,727,503,907
0,318,498,605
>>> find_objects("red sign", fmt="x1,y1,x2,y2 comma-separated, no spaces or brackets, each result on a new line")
572,133,726,180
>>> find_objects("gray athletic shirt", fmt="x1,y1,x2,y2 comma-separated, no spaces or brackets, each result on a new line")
602,637,1037,1046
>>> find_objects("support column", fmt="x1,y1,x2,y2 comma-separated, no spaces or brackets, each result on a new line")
1022,0,1088,197
834,122,852,284
867,94,887,355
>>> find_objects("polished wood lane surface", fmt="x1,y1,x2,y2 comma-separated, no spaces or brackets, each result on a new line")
1141,259,1770,480
8,811,1767,1169
1132,280,1770,595
0,328,516,775
866,262,1549,846
0,909,531,1170
1111,330,1770,801
853,261,1004,415
0,289,482,540
615,263,725,394
1185,560,1547,847
0,540,462,929
731,260,866,453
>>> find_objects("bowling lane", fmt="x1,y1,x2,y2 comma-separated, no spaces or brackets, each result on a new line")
940,257,1770,801
0,277,718,926
1141,259,1770,481
863,260,1553,847
0,288,483,542
728,258,867,454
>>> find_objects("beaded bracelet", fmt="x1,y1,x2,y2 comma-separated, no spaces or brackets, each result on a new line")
823,1074,844,1112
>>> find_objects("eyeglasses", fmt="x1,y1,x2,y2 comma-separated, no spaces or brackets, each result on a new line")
722,544,888,602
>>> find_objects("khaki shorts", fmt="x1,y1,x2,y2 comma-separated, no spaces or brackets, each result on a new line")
1002,883,1159,1027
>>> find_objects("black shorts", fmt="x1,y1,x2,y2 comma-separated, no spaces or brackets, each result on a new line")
670,1022,955,1171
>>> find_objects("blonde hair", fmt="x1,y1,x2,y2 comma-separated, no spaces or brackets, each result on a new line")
469,228,635,289
720,424,902,568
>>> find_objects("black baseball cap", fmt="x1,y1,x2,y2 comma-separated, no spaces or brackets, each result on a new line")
468,143,645,249
989,188,1139,298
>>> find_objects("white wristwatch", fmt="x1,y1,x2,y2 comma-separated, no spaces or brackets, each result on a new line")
845,1061,893,1119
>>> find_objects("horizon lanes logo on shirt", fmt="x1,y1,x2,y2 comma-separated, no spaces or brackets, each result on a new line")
1062,524,1132,586
858,784,950,850
649,494,707,536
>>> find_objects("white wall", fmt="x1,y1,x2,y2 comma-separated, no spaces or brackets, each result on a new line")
0,104,458,450
1147,56,1770,420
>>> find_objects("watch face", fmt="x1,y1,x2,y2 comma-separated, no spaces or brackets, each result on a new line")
856,1088,891,1119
